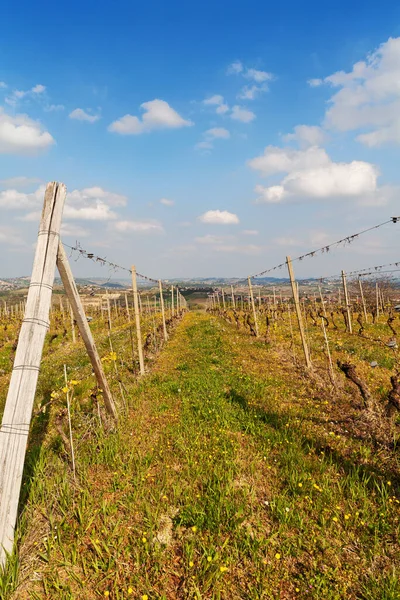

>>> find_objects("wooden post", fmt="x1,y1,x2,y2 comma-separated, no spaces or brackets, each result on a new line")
286,256,312,369
221,288,226,310
0,182,66,566
231,285,235,308
131,266,145,375
376,282,380,320
358,278,368,323
341,270,352,333
106,291,112,332
171,285,175,317
321,318,336,386
57,243,117,419
318,286,327,319
69,302,76,343
124,293,131,320
248,277,259,337
159,280,168,341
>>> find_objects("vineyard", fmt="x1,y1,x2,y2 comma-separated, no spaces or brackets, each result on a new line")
0,186,399,599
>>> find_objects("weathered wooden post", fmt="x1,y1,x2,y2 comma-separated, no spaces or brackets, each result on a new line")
221,288,226,310
376,282,380,320
57,243,117,419
69,301,76,343
0,182,66,567
341,270,352,333
124,292,131,320
248,276,259,337
231,285,235,308
318,285,327,319
358,278,368,323
159,280,168,341
171,285,175,317
131,266,145,375
286,256,312,369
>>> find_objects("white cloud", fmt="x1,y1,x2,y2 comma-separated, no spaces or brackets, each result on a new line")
230,105,256,123
238,85,268,100
32,84,46,94
307,78,323,87
69,108,100,123
203,94,229,115
244,68,273,83
0,185,128,225
248,145,330,176
5,84,46,106
63,202,118,221
251,145,381,205
109,99,193,135
313,37,400,146
0,176,41,188
203,94,224,106
205,127,230,139
0,82,6,89
242,229,259,235
198,210,240,225
112,219,163,233
227,61,243,75
160,198,175,206
0,109,54,154
283,125,327,148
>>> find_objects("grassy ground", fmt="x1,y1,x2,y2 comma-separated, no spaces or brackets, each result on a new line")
1,311,399,599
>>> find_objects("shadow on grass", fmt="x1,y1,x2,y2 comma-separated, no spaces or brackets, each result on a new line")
224,385,400,491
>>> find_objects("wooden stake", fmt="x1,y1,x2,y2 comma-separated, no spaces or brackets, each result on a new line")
341,270,352,333
57,243,117,418
248,277,259,337
318,286,327,319
124,293,131,320
171,285,175,317
321,318,336,386
0,182,66,566
231,285,235,308
221,288,226,309
159,280,168,341
286,256,312,369
69,302,76,343
64,364,76,480
131,265,145,375
358,278,368,323
376,282,380,320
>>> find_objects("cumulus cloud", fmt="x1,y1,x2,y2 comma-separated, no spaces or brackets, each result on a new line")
112,219,163,233
205,127,230,139
283,125,327,148
230,105,255,123
310,37,400,146
250,144,382,205
203,94,229,115
244,68,273,83
237,85,268,100
109,99,193,134
248,145,330,176
0,185,128,224
198,210,240,225
69,108,101,123
160,198,175,206
0,109,54,154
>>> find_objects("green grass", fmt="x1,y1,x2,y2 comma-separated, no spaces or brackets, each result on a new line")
0,311,398,599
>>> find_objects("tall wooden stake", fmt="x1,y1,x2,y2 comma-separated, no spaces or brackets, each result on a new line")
0,182,66,566
286,256,312,369
248,277,259,337
358,278,368,323
341,270,352,333
231,285,235,308
159,280,168,341
57,243,117,419
131,266,145,375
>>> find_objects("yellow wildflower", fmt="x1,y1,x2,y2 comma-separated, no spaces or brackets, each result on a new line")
275,553,281,560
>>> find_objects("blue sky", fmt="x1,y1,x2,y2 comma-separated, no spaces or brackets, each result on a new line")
1,0,400,280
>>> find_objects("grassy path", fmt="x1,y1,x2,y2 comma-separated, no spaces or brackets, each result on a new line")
5,312,399,599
